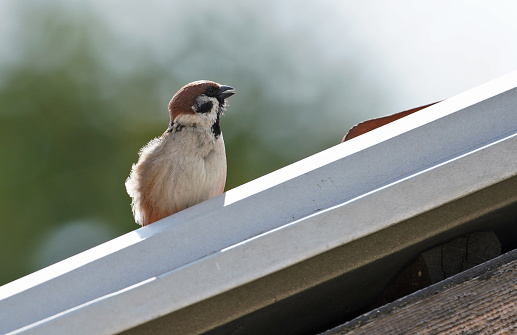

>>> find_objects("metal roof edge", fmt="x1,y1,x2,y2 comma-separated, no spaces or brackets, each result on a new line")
2,71,517,334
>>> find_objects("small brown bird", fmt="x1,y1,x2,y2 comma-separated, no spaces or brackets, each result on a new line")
126,80,235,226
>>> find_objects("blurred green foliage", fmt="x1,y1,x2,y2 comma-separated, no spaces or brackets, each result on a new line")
0,2,384,285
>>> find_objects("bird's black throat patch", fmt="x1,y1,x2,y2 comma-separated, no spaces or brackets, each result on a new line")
211,112,222,138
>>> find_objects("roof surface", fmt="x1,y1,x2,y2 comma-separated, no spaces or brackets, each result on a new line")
2,71,517,335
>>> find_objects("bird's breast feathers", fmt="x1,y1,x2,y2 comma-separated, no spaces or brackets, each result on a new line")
125,127,226,225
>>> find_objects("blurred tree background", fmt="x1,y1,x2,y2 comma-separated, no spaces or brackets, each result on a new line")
1,0,516,285
0,1,384,285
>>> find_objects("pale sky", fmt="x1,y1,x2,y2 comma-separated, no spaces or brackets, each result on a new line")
1,0,516,113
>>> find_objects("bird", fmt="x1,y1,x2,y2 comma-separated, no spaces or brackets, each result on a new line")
125,80,235,226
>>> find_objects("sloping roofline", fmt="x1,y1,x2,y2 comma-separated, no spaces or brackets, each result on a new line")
2,71,517,334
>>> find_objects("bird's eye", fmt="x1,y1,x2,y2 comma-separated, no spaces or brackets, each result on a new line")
205,86,218,97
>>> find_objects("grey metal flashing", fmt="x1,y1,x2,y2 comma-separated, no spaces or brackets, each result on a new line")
1,71,517,334
128,176,517,335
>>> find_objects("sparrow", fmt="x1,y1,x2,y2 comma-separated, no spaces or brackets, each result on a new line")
125,80,235,226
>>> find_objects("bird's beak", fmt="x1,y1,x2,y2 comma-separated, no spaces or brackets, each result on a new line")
217,85,235,100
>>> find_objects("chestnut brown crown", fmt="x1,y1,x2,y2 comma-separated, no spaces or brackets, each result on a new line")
168,80,235,121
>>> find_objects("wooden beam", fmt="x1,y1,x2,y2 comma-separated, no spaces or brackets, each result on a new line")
323,249,517,335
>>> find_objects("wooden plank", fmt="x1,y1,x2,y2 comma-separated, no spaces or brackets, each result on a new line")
373,232,501,307
321,249,517,335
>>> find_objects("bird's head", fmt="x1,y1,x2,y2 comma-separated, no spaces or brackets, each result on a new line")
168,80,235,129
